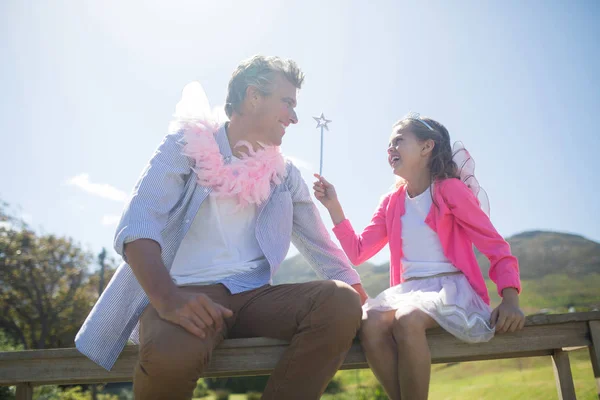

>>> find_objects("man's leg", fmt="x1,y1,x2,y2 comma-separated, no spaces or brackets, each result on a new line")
229,280,362,400
133,284,232,400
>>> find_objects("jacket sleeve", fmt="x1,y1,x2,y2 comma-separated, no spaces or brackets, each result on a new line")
332,194,390,266
441,179,521,297
114,130,193,260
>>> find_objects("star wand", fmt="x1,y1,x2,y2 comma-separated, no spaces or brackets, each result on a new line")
313,113,332,176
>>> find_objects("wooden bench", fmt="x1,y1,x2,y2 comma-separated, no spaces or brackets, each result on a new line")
2,312,599,400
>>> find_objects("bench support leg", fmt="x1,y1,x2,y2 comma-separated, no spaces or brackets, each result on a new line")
16,383,33,400
552,349,577,400
589,321,600,400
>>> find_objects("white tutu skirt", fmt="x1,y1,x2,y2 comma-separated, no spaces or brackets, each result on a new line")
363,274,494,343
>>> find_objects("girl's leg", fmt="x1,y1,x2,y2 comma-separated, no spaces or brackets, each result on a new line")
392,307,439,400
360,309,401,400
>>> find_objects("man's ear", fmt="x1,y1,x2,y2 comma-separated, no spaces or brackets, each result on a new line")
245,86,261,109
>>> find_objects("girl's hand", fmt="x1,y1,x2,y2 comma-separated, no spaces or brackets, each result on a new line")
313,174,339,209
490,288,525,333
351,284,369,305
313,174,346,225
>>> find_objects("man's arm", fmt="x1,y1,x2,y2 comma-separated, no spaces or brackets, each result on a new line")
125,239,232,337
114,130,192,258
116,130,232,337
286,164,367,302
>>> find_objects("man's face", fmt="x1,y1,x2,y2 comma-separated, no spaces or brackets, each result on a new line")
252,74,298,146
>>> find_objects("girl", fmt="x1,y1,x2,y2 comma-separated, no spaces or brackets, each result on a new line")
313,113,525,400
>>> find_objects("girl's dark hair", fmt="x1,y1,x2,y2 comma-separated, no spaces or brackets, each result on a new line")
392,117,458,186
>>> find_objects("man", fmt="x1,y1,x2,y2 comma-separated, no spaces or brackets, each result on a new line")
76,55,367,399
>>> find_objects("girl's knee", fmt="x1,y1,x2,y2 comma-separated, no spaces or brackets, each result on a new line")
392,309,430,343
360,310,394,347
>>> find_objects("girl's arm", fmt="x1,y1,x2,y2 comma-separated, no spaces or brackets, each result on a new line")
313,174,390,265
441,178,525,333
441,179,521,295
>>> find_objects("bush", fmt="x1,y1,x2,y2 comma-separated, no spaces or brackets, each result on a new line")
324,377,343,394
246,391,262,400
193,379,209,398
213,389,230,400
356,383,388,400
59,387,119,400
97,394,119,400
117,389,133,400
205,376,269,393
0,387,14,400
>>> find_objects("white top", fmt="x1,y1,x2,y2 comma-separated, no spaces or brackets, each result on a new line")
170,159,268,286
401,186,460,279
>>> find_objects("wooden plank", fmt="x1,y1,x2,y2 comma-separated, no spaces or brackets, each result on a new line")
588,321,600,400
0,312,597,364
0,321,592,385
525,311,600,326
552,349,576,400
431,322,590,361
0,338,288,362
0,346,139,386
563,346,588,352
15,383,33,400
217,337,288,349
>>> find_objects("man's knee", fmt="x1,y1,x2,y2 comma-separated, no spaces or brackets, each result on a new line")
315,280,362,330
138,331,212,378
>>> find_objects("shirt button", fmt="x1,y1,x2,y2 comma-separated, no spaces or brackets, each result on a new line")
185,219,190,223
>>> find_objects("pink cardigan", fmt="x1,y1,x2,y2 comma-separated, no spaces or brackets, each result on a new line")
332,178,521,305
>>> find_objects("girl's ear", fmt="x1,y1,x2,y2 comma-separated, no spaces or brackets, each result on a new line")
422,139,435,156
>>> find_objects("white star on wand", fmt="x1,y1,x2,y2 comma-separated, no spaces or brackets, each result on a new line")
313,113,331,175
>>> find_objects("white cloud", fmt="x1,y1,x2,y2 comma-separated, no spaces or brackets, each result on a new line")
102,215,121,226
66,174,128,202
0,221,12,230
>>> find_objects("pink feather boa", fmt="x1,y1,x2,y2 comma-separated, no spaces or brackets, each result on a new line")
182,121,287,209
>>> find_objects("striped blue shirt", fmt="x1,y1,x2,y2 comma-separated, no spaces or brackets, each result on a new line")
75,125,361,370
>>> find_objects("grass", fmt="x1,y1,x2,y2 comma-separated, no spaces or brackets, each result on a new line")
427,349,597,399
327,348,598,399
198,348,597,399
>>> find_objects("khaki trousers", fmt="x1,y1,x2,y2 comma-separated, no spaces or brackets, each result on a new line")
133,280,362,400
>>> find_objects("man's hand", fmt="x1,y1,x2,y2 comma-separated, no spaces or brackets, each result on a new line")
156,289,233,339
351,283,369,306
490,287,525,334
124,240,234,338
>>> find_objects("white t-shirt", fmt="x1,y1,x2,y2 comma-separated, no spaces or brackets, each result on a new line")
170,159,268,286
401,186,460,279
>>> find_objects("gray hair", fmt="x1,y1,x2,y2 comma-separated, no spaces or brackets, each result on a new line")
225,55,305,118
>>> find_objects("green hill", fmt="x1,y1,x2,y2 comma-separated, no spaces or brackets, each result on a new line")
274,231,600,313
476,230,600,279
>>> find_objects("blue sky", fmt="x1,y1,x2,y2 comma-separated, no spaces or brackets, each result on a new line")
1,0,599,266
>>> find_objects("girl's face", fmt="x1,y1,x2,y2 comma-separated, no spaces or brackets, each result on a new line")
387,128,431,178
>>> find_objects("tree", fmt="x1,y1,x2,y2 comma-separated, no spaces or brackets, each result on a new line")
0,202,115,350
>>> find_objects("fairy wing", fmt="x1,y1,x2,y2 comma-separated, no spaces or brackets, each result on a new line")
452,141,491,217
174,81,222,123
